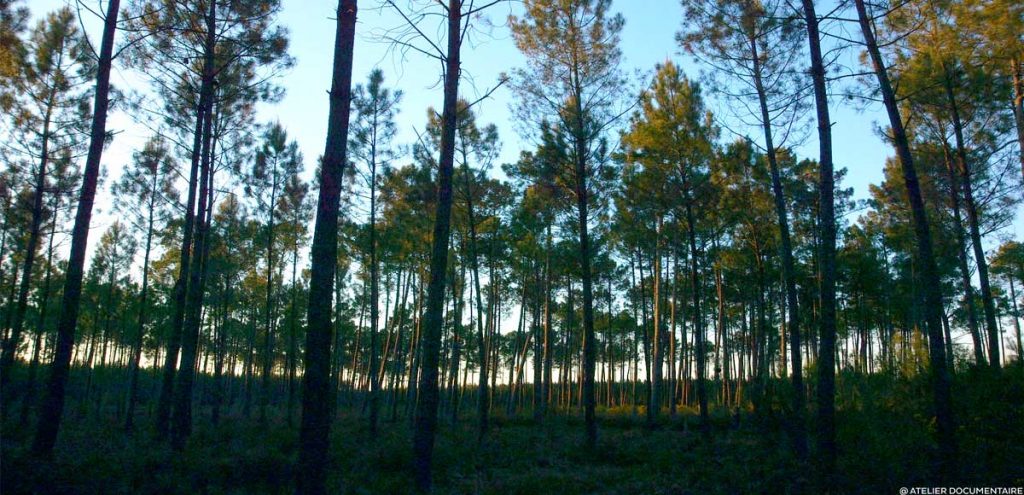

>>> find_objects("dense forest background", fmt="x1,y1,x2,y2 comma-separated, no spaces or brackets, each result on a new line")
1,0,1023,493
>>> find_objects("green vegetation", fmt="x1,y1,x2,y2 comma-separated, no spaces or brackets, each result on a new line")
4,366,1024,493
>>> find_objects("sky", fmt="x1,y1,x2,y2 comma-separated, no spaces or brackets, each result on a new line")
24,0,1024,266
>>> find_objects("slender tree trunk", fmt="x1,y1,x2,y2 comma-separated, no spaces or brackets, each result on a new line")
460,166,491,438
649,219,663,427
447,261,463,424
260,175,279,423
31,0,119,456
0,216,9,335
171,66,217,448
1008,276,1021,366
461,158,490,439
855,0,958,477
156,0,217,437
387,268,411,422
296,1,357,493
572,109,599,452
212,280,231,424
1010,58,1024,182
286,238,299,426
543,223,554,416
684,198,709,434
637,250,652,416
125,165,159,431
942,70,1000,369
406,270,425,417
799,0,834,478
412,2,462,489
0,98,53,405
19,202,60,426
244,316,255,418
940,138,986,365
716,259,728,408
749,32,807,456
369,137,381,436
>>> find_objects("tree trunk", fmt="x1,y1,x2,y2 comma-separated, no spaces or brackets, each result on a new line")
1010,58,1024,182
368,135,381,436
31,0,119,456
286,237,299,425
940,138,986,365
461,158,490,439
1008,275,1021,367
19,204,59,427
854,0,958,477
260,173,279,423
125,163,159,431
447,261,463,424
171,59,217,448
649,219,663,426
155,0,218,437
572,106,599,452
412,1,462,489
543,223,554,415
942,70,1000,369
684,198,709,434
296,1,357,493
749,30,807,457
799,0,834,478
212,280,231,425
0,96,53,405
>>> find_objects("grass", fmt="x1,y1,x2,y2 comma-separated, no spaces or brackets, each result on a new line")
3,367,1024,494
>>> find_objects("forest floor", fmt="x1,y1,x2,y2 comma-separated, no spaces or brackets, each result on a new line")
3,367,1024,494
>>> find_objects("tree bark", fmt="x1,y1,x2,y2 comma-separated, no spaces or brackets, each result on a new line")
649,219,662,427
31,0,120,456
460,155,490,439
1010,58,1024,182
799,0,833,478
749,28,808,459
155,0,217,437
125,160,160,431
0,95,53,404
171,58,216,448
854,0,958,477
368,132,381,435
19,200,59,426
296,0,357,492
260,168,280,423
412,1,462,490
942,70,1000,368
543,224,554,415
571,93,599,452
1007,275,1021,367
940,138,986,365
684,196,709,434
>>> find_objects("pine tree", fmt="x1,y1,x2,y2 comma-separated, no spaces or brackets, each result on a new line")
1,6,94,407
854,0,959,476
350,68,401,436
510,0,628,449
113,136,176,431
